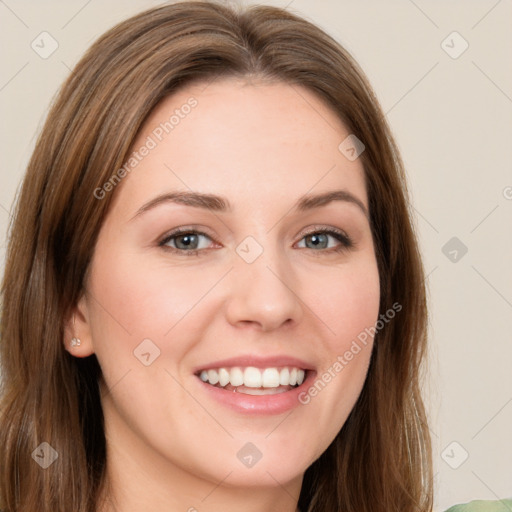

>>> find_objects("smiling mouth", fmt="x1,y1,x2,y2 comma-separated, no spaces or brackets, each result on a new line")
196,366,307,395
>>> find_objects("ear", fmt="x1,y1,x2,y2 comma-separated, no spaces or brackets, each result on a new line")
63,292,95,358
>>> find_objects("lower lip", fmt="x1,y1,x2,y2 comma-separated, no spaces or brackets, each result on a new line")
196,371,317,415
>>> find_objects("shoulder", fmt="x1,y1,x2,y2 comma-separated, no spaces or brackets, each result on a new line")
444,498,512,512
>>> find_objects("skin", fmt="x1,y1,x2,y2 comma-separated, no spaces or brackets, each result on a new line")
64,77,380,512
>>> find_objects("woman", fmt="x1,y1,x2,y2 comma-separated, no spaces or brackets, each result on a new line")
0,2,509,511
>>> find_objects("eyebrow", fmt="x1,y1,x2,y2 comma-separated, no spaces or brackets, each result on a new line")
130,189,369,221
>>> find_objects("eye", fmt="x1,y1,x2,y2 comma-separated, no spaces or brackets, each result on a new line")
296,227,354,253
158,225,354,256
159,227,216,256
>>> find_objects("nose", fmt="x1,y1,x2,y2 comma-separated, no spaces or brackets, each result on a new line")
225,245,304,332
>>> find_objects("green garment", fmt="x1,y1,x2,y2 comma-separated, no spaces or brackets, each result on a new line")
444,498,512,512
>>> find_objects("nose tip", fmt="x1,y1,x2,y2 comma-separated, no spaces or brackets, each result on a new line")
225,260,303,332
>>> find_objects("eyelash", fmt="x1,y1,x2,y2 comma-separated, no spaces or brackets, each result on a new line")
158,225,355,257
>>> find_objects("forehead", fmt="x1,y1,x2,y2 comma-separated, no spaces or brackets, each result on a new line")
110,77,368,217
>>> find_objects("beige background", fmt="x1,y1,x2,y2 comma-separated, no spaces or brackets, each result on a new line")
1,1,511,510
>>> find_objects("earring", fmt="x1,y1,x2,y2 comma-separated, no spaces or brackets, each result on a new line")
71,337,81,347
70,314,81,347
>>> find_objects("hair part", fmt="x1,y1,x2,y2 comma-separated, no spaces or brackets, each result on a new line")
0,2,432,511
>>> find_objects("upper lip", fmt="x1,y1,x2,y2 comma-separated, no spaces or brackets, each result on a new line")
193,355,316,374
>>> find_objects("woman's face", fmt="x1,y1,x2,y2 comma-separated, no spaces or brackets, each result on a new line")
72,78,380,491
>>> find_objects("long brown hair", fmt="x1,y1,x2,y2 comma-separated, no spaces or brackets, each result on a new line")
0,2,432,511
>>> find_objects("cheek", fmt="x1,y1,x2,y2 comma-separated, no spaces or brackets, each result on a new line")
87,247,216,349
315,256,381,351
85,243,233,404
300,256,380,432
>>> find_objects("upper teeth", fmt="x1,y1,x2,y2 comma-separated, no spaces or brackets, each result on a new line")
199,366,306,388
